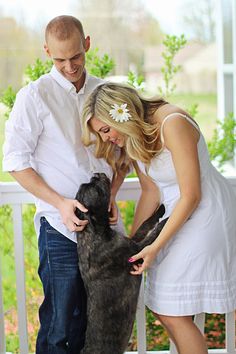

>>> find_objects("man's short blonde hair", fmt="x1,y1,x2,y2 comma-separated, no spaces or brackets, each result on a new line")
45,15,85,44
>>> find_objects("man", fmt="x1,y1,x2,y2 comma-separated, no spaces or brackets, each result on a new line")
3,15,123,354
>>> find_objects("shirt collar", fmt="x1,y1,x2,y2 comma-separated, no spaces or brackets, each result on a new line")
50,65,89,95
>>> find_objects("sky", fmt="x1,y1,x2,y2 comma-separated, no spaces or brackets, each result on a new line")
0,0,185,34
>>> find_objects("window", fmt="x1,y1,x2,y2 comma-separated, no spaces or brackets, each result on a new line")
217,0,236,117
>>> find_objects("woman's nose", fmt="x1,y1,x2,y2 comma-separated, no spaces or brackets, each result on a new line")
101,134,109,142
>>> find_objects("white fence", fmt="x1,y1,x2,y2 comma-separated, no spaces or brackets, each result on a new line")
0,177,236,354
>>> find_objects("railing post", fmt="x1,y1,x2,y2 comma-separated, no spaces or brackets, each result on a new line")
0,258,6,354
136,277,146,354
12,204,29,354
169,340,178,354
194,313,206,334
226,311,236,353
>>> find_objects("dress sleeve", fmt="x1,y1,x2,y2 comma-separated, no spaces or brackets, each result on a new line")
2,85,43,172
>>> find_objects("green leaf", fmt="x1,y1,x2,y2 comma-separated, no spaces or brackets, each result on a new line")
85,48,115,78
0,86,17,118
24,58,53,83
207,113,236,167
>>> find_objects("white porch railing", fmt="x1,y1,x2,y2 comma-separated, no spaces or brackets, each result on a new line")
0,177,236,354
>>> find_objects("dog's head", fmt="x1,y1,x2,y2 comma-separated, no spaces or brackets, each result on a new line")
75,173,111,226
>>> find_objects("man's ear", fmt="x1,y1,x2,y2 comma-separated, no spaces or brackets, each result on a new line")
84,36,90,52
44,44,51,58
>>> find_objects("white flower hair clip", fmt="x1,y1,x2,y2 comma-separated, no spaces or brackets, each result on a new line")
109,103,131,123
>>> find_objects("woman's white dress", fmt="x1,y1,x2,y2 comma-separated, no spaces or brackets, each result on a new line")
137,113,236,316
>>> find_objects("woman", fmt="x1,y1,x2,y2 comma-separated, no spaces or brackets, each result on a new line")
81,82,236,354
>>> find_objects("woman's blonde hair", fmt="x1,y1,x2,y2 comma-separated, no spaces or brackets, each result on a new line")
82,82,167,175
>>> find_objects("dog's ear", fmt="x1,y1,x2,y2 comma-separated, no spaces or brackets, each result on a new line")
75,206,88,221
75,183,90,221
75,182,110,225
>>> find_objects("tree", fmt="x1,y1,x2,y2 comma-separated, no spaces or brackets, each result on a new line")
181,0,216,43
0,16,43,90
73,0,163,74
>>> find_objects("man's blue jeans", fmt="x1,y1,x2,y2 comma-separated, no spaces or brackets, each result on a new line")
36,217,86,354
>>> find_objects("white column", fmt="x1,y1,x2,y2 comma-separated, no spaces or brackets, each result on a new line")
216,0,225,120
232,0,236,115
232,0,236,166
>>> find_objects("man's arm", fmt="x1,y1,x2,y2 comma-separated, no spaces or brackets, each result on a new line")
10,168,88,232
108,171,126,224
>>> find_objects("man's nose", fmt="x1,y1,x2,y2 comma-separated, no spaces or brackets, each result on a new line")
65,60,74,71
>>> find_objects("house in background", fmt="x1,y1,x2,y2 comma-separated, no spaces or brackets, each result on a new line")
143,42,217,94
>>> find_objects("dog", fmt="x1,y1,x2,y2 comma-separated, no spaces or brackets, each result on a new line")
75,173,168,354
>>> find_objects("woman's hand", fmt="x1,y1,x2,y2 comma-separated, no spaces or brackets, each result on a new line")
129,244,158,275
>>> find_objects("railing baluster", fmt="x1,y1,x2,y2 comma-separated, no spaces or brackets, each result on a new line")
12,204,28,354
194,312,206,334
226,311,235,353
169,340,178,354
136,277,147,354
0,259,6,354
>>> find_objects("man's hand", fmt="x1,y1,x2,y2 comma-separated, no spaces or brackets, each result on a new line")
9,169,88,232
58,198,88,232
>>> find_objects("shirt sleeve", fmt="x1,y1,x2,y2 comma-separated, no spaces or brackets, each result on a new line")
2,84,43,172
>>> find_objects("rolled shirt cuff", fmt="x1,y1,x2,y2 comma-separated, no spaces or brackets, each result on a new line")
2,154,31,172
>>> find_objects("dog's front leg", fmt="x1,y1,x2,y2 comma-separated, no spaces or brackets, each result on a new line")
132,204,165,243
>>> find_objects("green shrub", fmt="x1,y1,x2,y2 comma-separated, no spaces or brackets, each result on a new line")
85,48,115,78
158,34,187,98
207,113,236,169
24,58,53,82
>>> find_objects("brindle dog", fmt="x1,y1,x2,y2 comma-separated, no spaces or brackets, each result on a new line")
75,173,168,354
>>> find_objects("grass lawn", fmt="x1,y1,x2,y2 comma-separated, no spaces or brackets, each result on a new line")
170,93,217,140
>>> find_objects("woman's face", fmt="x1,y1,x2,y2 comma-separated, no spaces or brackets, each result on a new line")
89,116,125,147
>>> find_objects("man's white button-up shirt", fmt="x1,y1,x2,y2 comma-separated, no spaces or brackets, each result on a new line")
3,66,112,241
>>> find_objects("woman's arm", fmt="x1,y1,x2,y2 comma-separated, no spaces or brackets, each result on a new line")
130,164,160,237
130,116,201,273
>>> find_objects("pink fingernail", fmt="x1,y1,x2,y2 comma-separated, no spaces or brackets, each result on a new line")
128,257,134,262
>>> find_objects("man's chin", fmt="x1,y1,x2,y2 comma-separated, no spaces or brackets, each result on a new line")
65,74,80,82
65,71,84,84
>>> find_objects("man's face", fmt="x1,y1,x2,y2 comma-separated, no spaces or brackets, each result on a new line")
44,31,90,89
